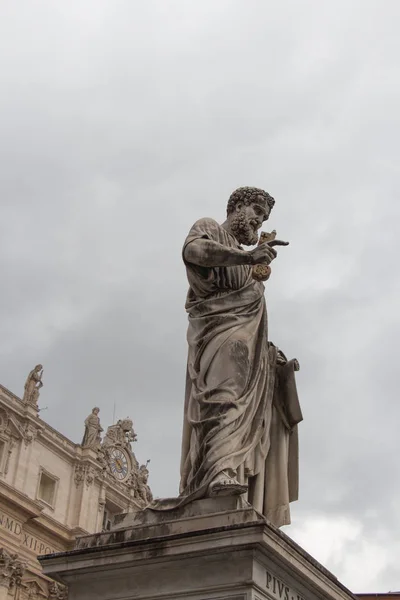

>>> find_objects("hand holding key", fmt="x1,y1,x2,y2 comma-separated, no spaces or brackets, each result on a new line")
250,230,289,280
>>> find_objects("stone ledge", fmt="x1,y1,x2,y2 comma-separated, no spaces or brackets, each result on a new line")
39,510,357,600
71,496,261,551
113,495,249,529
39,500,356,600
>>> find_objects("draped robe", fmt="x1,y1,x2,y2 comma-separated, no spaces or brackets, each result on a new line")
154,218,302,528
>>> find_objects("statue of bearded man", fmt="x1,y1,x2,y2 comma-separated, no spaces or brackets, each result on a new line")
176,187,303,528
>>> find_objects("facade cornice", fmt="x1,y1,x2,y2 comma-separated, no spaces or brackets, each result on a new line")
0,383,24,406
70,527,90,538
0,384,78,454
0,480,86,546
33,513,77,545
37,429,79,464
36,420,78,453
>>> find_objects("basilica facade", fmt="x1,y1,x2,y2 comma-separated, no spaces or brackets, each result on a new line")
0,371,151,600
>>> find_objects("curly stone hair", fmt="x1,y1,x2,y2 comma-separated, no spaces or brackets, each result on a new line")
227,186,275,215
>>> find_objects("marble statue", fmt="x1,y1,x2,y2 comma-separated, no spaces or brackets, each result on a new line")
136,464,153,506
164,186,303,528
103,418,137,448
103,417,137,448
82,407,103,450
22,364,43,405
120,417,138,444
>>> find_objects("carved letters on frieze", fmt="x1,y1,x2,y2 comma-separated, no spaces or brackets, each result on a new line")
265,570,306,600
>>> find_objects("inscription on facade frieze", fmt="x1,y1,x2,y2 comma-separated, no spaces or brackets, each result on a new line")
0,511,58,556
265,571,306,600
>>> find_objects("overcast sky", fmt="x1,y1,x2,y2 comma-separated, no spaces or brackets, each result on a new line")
1,0,399,592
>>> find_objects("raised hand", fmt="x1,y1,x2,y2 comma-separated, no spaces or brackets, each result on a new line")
249,232,289,265
249,243,277,265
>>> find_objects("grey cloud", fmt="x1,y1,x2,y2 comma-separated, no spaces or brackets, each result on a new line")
1,0,399,591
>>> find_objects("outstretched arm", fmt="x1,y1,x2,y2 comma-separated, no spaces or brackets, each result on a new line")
184,238,283,268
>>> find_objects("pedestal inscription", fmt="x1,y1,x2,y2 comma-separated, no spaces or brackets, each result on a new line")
265,571,306,600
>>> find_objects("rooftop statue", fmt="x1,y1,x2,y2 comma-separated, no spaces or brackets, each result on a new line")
82,407,103,450
22,364,43,405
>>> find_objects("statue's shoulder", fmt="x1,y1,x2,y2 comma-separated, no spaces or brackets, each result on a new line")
188,217,222,237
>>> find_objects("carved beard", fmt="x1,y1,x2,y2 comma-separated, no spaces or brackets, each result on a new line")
230,209,259,246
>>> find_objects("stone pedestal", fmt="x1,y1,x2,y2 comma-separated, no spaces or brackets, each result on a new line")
39,498,356,600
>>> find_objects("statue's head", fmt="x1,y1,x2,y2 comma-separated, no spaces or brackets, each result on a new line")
227,187,275,246
35,364,43,372
92,407,100,415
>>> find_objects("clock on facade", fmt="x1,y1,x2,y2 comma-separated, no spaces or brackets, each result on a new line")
109,447,130,481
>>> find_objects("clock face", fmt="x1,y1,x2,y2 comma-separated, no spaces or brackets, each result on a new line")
109,448,129,481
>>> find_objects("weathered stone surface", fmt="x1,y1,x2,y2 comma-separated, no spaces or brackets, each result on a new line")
154,186,303,528
114,495,248,529
22,364,43,406
81,407,103,450
94,417,153,507
73,497,253,546
40,504,356,600
0,548,25,597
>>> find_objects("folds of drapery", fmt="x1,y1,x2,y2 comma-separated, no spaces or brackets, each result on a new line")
151,218,302,528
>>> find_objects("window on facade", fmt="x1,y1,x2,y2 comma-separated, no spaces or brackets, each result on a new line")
38,471,57,506
101,501,122,532
102,509,112,532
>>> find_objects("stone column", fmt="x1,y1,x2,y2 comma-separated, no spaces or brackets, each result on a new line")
0,549,25,600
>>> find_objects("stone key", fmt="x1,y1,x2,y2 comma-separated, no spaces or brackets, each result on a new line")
252,230,276,281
